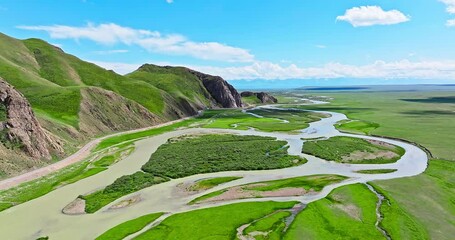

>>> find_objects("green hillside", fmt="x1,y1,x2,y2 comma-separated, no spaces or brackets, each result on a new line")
0,33,227,128
0,33,240,177
127,64,216,112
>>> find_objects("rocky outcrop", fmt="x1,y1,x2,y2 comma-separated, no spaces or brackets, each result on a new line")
241,91,278,104
0,78,63,160
79,87,163,136
256,92,278,104
187,70,243,108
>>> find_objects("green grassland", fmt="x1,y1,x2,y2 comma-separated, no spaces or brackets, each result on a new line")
141,134,306,178
200,108,326,132
284,184,387,240
278,90,455,239
94,118,200,151
134,201,297,240
201,109,285,131
189,176,242,191
96,212,164,240
243,211,291,240
190,175,347,204
287,91,455,160
335,120,380,135
244,174,347,192
242,95,262,105
126,64,212,109
302,136,405,164
374,159,455,240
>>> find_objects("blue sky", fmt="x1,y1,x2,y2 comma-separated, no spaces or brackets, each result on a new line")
1,0,455,87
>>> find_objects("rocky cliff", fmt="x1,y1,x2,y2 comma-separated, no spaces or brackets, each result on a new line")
187,69,243,108
0,78,63,160
241,91,278,104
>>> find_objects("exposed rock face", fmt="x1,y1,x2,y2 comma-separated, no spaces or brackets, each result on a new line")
256,92,278,104
0,78,63,160
79,87,163,136
187,70,243,108
241,91,278,104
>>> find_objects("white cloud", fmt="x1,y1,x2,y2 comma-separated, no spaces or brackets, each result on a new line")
336,6,410,27
315,45,327,49
440,0,455,14
86,59,455,80
447,18,455,26
189,60,455,80
17,23,254,62
166,0,173,3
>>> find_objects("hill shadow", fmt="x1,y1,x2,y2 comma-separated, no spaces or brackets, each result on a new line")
401,110,455,116
401,96,455,104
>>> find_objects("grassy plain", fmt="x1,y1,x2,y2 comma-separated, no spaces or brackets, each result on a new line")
335,119,380,135
189,177,242,191
284,184,385,240
134,201,297,240
374,159,455,240
244,175,347,192
280,90,455,239
302,136,405,164
244,211,291,239
94,119,199,151
287,91,455,159
200,108,325,132
96,212,164,240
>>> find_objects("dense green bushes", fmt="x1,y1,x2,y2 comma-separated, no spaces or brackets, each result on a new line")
302,136,405,164
142,134,306,178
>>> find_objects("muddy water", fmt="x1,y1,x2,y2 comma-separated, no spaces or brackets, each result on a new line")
0,103,428,240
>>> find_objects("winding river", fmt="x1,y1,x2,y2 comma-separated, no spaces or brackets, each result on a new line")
0,102,428,239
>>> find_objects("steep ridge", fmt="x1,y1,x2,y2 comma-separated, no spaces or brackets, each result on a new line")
188,69,243,108
127,64,243,111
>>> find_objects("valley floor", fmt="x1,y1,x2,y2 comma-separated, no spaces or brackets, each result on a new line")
0,91,453,239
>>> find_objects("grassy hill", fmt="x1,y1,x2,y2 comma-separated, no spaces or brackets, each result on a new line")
0,33,241,177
